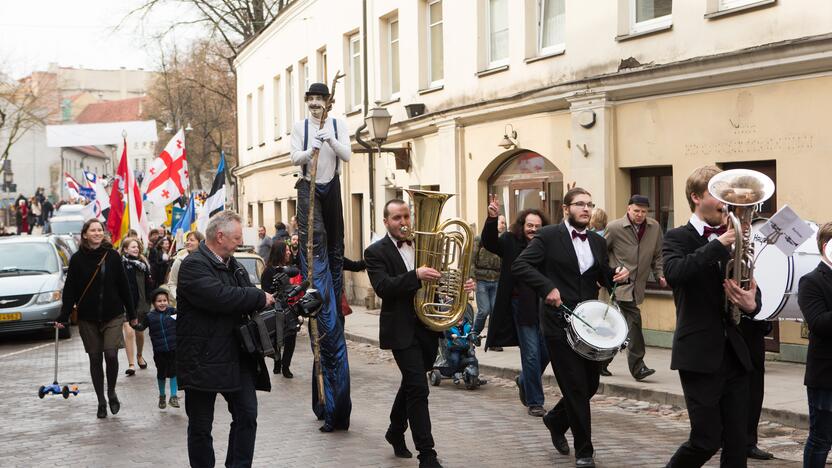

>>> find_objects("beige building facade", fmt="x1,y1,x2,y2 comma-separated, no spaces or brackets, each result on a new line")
234,0,832,362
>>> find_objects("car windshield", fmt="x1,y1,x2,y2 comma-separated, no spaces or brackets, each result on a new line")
236,257,264,285
56,205,83,214
51,220,84,235
0,243,59,275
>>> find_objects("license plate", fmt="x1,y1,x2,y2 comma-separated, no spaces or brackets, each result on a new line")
0,312,21,321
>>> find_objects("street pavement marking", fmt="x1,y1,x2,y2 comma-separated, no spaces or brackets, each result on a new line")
0,342,55,359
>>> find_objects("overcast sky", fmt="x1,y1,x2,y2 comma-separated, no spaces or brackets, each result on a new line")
0,0,200,78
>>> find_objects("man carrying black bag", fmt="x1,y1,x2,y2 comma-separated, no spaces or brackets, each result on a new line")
177,211,275,468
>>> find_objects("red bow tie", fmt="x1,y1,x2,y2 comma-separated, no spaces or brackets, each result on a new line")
703,226,727,238
571,230,588,241
397,239,412,248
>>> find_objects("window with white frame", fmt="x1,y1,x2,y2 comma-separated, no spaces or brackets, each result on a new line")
317,47,328,83
256,85,264,145
389,16,400,96
719,0,761,9
427,0,443,86
285,67,294,134
630,0,672,34
299,59,309,118
246,93,253,148
538,0,565,54
272,75,281,139
349,33,362,111
487,0,509,67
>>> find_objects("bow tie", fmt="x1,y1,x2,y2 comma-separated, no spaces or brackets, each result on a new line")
571,230,588,242
397,239,412,248
703,225,727,238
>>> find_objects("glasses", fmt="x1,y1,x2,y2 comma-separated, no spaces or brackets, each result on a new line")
569,202,596,209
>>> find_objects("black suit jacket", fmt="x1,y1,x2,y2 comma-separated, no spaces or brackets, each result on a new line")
799,261,832,389
662,223,757,374
512,223,617,337
365,236,441,350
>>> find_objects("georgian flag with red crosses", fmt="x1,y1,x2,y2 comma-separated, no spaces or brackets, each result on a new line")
141,128,189,206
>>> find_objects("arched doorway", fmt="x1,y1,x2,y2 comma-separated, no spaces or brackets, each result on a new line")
488,150,564,224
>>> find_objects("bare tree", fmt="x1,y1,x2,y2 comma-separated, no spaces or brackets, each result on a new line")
0,74,54,179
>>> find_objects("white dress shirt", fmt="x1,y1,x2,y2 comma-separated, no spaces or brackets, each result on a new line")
689,213,721,242
389,233,415,271
565,218,594,274
290,116,351,184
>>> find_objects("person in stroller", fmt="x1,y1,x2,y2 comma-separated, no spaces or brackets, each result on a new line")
445,318,472,384
432,310,486,390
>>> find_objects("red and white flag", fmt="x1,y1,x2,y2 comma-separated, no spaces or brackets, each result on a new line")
142,129,189,206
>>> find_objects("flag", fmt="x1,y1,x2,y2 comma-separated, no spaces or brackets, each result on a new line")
64,172,94,200
142,129,189,206
127,151,150,247
107,143,130,246
83,171,110,219
196,152,226,233
173,194,197,235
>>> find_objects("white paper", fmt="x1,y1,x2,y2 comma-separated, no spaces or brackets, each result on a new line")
756,205,813,256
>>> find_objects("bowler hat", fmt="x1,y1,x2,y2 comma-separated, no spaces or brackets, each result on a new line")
305,82,330,97
628,194,650,207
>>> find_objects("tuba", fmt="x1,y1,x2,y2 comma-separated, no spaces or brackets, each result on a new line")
401,189,474,332
707,169,775,325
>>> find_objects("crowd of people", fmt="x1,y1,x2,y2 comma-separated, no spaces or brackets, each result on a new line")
3,188,54,235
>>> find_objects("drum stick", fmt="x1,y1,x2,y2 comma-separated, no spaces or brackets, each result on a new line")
603,282,618,320
558,304,597,332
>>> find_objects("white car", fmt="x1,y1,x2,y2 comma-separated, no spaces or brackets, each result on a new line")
55,204,85,216
49,215,85,243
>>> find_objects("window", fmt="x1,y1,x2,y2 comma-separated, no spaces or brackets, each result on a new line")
246,93,253,149
388,17,400,96
256,85,265,145
630,167,674,234
317,47,328,83
427,0,444,85
272,75,281,139
538,0,565,54
487,0,509,67
719,0,763,9
274,200,282,225
630,0,672,34
285,67,294,134
299,59,309,118
348,34,363,111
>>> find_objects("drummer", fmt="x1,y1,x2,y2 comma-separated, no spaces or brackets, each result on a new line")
513,186,629,468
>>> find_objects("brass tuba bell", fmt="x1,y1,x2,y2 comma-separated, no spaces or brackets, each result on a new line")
707,169,775,324
400,189,474,332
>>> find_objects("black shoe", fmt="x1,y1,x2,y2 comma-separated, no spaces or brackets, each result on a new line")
419,455,443,468
96,403,107,419
137,356,148,369
747,446,774,460
490,346,503,352
528,405,545,417
543,413,570,455
273,360,281,375
575,457,596,467
319,423,334,433
282,367,294,379
634,367,656,381
125,366,136,376
600,367,612,377
385,431,413,458
515,376,527,406
108,394,120,415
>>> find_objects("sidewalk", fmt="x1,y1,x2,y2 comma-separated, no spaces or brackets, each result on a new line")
344,306,810,429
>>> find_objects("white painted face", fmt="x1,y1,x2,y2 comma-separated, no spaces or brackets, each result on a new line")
306,95,327,119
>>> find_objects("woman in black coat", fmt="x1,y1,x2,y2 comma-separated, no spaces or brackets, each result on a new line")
59,219,136,418
149,237,173,289
120,237,153,375
261,240,300,378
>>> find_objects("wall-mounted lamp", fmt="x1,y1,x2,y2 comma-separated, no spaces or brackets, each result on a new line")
498,124,518,150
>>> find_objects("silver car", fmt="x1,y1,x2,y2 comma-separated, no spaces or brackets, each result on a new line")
0,236,73,339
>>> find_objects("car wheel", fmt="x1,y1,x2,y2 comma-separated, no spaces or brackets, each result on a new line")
58,325,71,339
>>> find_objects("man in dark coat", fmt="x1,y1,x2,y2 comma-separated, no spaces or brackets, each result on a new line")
177,211,275,468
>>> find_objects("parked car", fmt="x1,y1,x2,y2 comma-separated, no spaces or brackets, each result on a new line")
55,234,79,255
0,236,73,339
55,204,85,216
48,215,85,244
234,246,265,288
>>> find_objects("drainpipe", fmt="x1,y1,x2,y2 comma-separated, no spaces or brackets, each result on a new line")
355,0,375,232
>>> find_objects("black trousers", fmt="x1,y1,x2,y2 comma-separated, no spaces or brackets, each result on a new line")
185,369,258,468
544,330,600,459
273,333,296,370
739,320,767,449
389,327,439,460
668,349,750,468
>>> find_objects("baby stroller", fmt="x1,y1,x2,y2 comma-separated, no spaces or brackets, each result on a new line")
429,304,487,390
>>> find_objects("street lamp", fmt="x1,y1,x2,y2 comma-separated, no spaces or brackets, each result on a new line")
2,160,13,192
366,103,392,144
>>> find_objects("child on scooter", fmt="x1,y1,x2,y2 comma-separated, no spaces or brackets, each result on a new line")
445,316,473,382
132,288,178,409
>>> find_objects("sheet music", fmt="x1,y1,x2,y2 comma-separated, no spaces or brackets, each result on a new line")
757,204,813,256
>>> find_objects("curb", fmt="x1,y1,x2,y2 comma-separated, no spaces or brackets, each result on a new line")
344,332,809,429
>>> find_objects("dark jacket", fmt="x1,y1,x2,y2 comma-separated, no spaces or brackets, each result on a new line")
134,306,177,353
60,246,135,323
176,242,269,392
800,261,832,389
123,256,152,317
662,223,758,373
512,223,617,337
343,257,366,272
365,235,441,350
148,247,172,289
481,216,534,349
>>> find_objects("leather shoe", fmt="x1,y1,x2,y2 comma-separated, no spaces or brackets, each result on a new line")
490,346,503,352
634,367,656,381
282,367,294,379
108,394,120,415
747,446,774,460
528,405,545,417
96,403,107,419
575,457,596,467
600,367,612,377
385,431,413,458
419,456,443,468
515,376,527,406
543,413,569,455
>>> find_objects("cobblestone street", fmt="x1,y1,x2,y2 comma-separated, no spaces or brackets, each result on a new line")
0,328,804,467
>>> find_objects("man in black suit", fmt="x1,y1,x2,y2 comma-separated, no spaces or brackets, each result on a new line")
663,165,761,468
364,198,475,468
799,221,832,467
513,187,629,468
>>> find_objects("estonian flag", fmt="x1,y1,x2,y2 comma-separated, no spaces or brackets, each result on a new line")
196,151,227,233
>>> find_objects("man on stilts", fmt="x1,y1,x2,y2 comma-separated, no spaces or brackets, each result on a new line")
290,82,352,432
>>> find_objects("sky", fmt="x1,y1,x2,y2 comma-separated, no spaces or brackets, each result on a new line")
0,0,200,78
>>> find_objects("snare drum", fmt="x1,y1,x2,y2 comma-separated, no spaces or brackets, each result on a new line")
565,300,629,361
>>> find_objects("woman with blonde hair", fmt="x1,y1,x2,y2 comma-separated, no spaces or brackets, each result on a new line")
589,207,608,237
120,237,152,375
166,231,204,304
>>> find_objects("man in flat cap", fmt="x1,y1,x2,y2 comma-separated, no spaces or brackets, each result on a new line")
290,82,352,432
601,194,666,381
